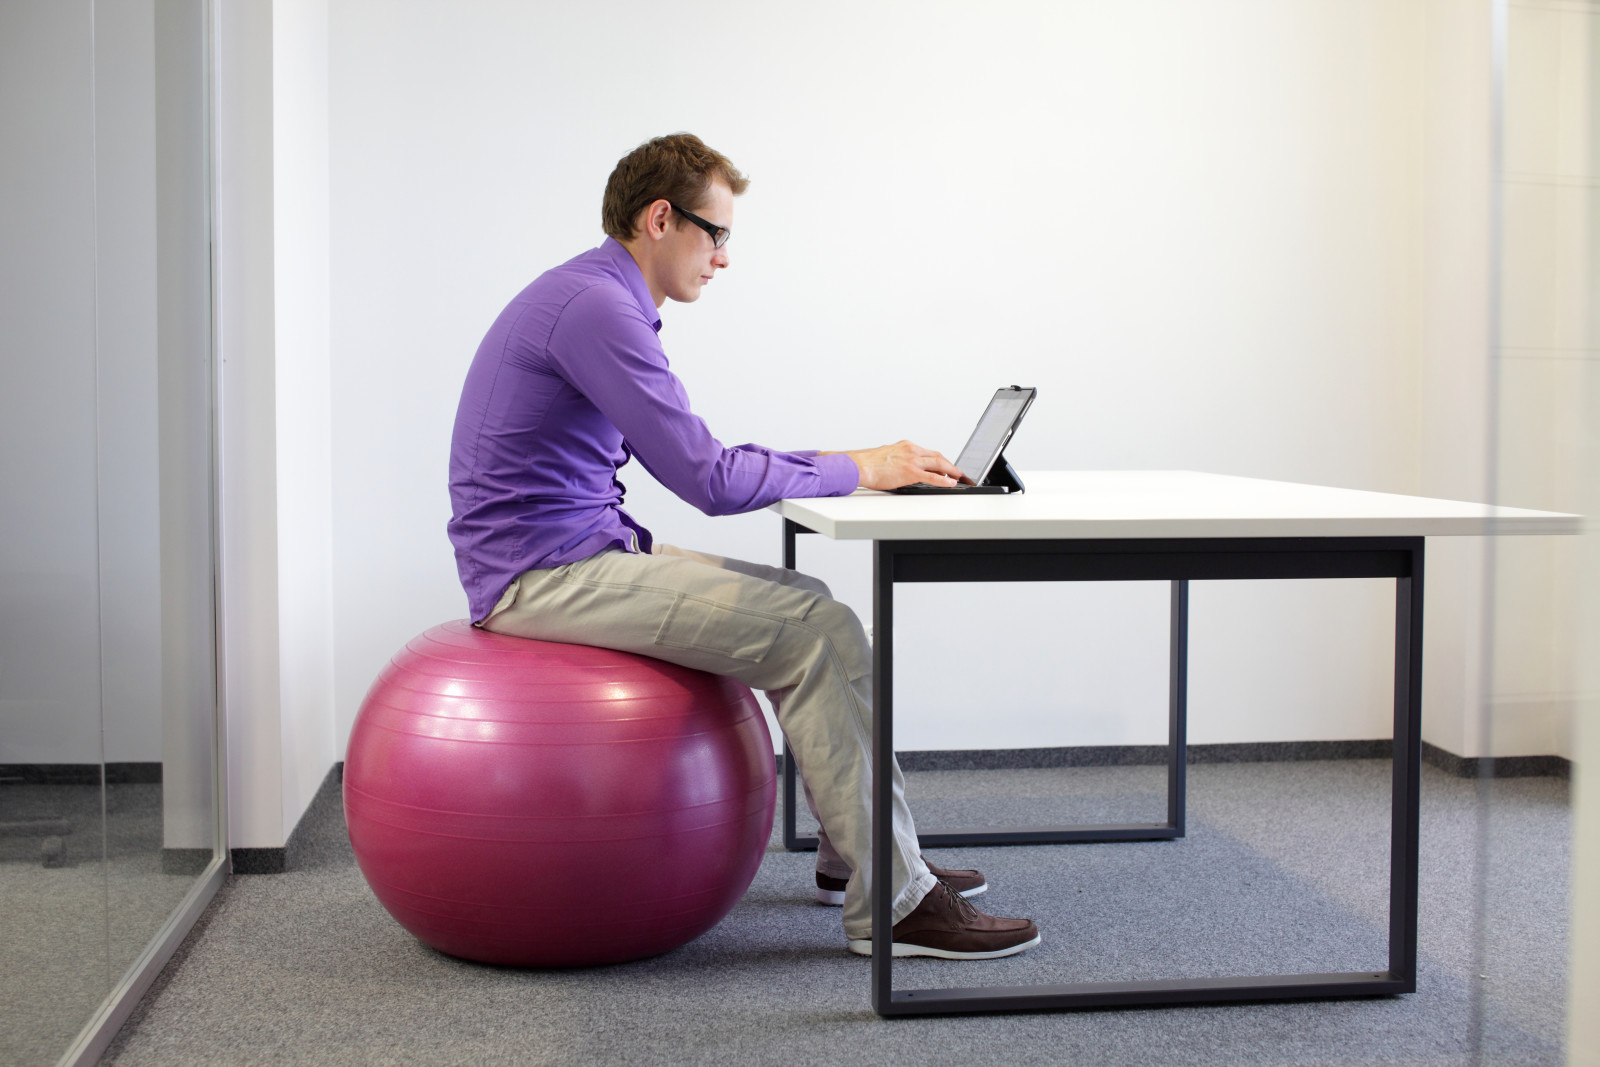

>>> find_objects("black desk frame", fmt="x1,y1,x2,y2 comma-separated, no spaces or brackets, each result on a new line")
780,518,1424,1016
782,520,1188,849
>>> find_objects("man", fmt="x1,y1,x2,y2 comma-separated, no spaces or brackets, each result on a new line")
448,133,1039,960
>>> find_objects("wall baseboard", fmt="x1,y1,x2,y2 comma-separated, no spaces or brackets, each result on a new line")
785,741,1571,780
232,738,1574,876
0,762,163,785
1419,743,1571,780
230,763,343,875
893,740,1392,772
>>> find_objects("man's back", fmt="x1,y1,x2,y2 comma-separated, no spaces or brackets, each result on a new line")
447,239,659,622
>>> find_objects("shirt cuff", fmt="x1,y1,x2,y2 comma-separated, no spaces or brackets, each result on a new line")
813,452,861,496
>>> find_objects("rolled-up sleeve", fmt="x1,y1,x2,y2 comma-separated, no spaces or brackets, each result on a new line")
548,286,858,515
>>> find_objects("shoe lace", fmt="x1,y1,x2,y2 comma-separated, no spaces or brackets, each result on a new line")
938,878,982,926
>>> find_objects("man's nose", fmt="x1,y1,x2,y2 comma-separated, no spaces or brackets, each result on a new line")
713,246,730,269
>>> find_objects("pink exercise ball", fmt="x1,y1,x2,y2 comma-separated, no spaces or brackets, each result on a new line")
344,620,776,967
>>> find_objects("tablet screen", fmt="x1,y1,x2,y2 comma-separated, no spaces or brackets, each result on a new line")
954,388,1033,484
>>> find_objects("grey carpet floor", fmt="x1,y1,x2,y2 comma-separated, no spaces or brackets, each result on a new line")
1,782,211,1067
101,762,1570,1066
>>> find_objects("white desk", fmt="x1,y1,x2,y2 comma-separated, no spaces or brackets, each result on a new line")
773,470,1577,1016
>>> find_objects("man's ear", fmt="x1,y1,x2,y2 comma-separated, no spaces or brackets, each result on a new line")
641,199,672,242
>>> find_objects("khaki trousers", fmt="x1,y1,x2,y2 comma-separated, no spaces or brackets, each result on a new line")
480,543,936,938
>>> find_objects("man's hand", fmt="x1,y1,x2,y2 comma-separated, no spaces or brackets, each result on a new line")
825,440,966,490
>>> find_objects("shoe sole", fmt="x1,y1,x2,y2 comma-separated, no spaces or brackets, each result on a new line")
846,932,1041,960
817,883,987,907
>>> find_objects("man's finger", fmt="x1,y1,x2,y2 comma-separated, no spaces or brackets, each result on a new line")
914,468,958,486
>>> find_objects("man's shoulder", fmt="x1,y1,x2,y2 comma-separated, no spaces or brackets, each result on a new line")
524,246,646,318
520,246,615,299
488,255,613,340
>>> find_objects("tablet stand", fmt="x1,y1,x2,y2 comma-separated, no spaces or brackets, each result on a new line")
984,453,1025,493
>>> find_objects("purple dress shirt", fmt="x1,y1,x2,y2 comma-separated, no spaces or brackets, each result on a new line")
448,238,860,622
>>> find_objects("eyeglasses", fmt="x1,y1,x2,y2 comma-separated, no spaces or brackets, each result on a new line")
671,203,731,249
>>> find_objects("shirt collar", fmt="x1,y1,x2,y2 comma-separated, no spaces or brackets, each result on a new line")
599,237,663,333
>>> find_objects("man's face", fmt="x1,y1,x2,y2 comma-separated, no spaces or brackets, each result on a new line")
660,179,732,304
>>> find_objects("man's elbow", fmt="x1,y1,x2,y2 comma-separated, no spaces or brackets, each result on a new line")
691,495,746,518
688,475,758,517
672,481,729,516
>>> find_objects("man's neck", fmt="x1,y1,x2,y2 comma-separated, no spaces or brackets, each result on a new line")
616,238,666,308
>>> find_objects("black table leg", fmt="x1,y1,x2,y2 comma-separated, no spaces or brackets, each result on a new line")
1387,543,1424,988
782,524,1188,851
780,519,808,851
871,540,896,1008
1169,579,1188,835
866,537,1424,1016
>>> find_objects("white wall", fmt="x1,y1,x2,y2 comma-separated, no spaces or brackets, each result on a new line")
1416,0,1493,761
327,0,1453,755
215,0,337,848
271,0,337,848
216,0,286,845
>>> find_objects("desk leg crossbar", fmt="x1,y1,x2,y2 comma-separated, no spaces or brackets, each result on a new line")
780,520,1188,850
780,520,1424,1015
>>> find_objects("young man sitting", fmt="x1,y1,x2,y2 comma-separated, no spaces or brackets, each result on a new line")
447,133,1039,961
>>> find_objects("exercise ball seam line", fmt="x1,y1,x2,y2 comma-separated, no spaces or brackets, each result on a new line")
353,718,766,747
366,690,743,716
383,903,721,935
346,807,766,843
380,670,720,697
345,780,773,820
362,875,734,915
373,660,724,688
359,698,755,725
396,654,706,679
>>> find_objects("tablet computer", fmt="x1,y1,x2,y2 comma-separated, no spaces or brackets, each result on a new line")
891,386,1036,495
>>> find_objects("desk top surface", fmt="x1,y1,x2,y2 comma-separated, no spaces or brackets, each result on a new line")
772,470,1581,541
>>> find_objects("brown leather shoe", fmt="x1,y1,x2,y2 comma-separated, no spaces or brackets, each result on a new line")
926,862,987,899
816,862,987,906
847,879,1040,959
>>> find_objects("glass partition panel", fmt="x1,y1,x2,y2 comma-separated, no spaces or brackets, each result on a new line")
93,0,220,990
0,4,112,1063
0,1,220,1064
1481,0,1595,1061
